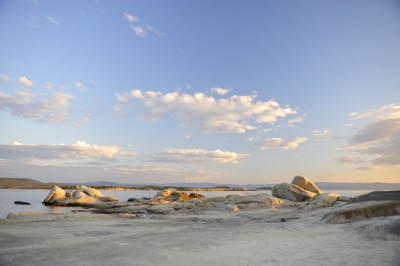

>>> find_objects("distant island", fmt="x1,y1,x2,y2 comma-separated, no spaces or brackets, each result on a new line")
1,177,400,191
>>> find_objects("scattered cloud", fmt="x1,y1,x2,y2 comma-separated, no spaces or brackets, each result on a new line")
74,81,87,93
210,87,231,96
130,25,146,37
252,137,308,150
47,16,60,26
182,134,191,139
123,12,138,22
18,76,34,87
344,123,353,127
356,166,381,171
90,80,96,84
312,129,334,142
27,15,40,28
337,103,400,167
146,149,249,164
78,117,91,124
0,141,137,161
288,114,307,127
0,91,74,123
81,11,87,15
0,74,10,84
185,84,191,89
27,0,40,4
335,156,361,164
114,89,297,134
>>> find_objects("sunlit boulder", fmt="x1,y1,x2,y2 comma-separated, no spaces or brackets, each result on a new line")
272,183,317,202
291,175,323,195
43,186,66,205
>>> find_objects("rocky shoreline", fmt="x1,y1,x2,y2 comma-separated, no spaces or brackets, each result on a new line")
1,175,399,265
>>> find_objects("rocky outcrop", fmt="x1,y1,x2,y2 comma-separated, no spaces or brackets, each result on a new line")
301,193,340,211
43,186,117,207
43,186,66,205
291,175,323,195
272,183,317,202
321,201,400,224
350,190,400,203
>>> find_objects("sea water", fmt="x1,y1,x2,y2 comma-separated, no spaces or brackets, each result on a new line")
0,189,376,219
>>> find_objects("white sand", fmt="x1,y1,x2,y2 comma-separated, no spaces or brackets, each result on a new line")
0,207,399,266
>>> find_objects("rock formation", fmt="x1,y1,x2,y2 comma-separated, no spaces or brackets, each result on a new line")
43,186,118,207
321,200,400,224
272,183,317,202
291,175,323,194
350,190,400,203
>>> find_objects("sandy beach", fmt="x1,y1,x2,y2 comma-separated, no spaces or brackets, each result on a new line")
1,206,399,266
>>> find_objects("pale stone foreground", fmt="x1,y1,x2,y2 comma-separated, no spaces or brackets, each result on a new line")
1,177,400,266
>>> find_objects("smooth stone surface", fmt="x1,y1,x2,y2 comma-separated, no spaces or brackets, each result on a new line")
302,193,340,211
292,175,323,194
272,183,317,202
321,200,400,224
350,190,400,203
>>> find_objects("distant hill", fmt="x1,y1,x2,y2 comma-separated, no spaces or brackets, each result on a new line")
0,177,54,189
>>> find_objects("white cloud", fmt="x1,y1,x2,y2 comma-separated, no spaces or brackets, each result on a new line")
338,103,400,166
130,26,146,37
312,129,334,142
74,81,87,93
18,76,34,87
146,149,249,164
344,123,353,127
0,91,74,123
0,141,137,161
90,80,96,84
123,12,138,22
182,134,191,139
288,114,307,127
114,89,297,134
185,84,191,89
210,87,231,96
47,16,60,26
252,137,307,150
78,117,91,124
81,11,87,15
0,74,10,84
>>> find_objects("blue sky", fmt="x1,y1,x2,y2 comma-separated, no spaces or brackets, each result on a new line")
0,0,399,184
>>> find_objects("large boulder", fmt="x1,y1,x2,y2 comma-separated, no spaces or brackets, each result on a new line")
73,187,104,198
321,200,400,224
291,175,323,194
350,190,400,203
301,193,340,211
164,191,190,202
52,195,103,206
43,186,66,205
272,183,317,202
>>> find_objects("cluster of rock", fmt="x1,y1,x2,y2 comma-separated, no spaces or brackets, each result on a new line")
43,186,118,206
40,179,400,228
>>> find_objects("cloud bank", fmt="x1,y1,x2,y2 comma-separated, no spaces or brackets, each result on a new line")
0,141,137,161
336,103,400,168
114,90,297,134
146,149,249,164
0,91,74,123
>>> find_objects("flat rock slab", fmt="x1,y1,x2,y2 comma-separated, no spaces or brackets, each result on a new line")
351,190,400,203
321,200,400,224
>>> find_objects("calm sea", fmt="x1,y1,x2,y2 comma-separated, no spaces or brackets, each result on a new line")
0,189,376,219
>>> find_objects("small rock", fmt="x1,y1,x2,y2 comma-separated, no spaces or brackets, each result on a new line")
14,201,31,205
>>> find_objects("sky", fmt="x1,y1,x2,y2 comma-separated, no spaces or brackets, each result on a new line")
0,0,399,185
